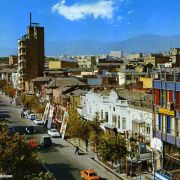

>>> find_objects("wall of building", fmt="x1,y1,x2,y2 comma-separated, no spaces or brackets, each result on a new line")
129,107,152,141
49,60,78,69
139,77,152,89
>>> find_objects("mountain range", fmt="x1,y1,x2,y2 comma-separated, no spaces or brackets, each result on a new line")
1,34,180,57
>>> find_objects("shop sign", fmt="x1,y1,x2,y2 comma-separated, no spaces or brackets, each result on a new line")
159,108,174,116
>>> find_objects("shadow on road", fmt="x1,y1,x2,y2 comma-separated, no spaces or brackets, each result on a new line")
52,143,68,149
39,143,68,153
0,103,12,107
78,152,89,155
44,163,79,180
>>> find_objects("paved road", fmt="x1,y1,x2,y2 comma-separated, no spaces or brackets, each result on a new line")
0,94,119,180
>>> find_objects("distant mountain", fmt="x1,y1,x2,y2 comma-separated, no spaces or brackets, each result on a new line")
1,34,180,57
46,34,180,56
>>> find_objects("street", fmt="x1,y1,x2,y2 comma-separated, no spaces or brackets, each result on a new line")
0,94,119,180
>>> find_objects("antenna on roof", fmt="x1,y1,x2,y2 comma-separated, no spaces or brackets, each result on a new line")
30,12,32,27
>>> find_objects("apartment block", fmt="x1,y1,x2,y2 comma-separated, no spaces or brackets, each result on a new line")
153,68,180,176
18,15,44,91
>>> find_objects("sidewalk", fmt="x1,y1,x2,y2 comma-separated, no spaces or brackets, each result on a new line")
67,138,155,180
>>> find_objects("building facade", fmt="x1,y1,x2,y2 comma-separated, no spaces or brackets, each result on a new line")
18,18,44,91
153,68,180,177
78,90,130,133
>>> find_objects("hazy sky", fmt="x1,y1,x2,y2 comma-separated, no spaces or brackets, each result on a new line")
0,0,180,48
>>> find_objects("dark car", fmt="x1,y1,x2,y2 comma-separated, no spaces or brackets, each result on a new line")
25,126,35,134
40,135,52,147
8,127,15,136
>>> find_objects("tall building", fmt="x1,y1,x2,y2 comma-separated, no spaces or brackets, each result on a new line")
18,14,44,91
153,68,180,178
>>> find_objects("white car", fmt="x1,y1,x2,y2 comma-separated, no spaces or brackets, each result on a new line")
34,119,44,125
27,114,36,120
47,129,60,137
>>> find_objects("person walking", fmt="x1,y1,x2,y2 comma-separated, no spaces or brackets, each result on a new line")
85,139,89,152
75,146,79,155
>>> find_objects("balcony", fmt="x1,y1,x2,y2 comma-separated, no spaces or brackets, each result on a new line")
19,51,26,55
19,66,24,70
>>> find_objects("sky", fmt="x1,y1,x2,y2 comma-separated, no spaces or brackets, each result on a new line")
0,0,180,52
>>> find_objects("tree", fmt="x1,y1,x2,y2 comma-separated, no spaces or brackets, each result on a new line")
66,109,90,144
88,114,103,152
34,103,46,115
0,123,55,179
0,80,7,90
20,95,39,112
3,84,16,98
98,132,128,167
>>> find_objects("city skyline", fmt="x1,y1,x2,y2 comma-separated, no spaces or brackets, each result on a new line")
0,0,180,56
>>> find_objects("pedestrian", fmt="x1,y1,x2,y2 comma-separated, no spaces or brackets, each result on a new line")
21,111,23,118
75,146,79,155
85,139,89,152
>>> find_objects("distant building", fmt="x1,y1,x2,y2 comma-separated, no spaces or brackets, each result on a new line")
144,54,169,67
169,48,180,67
77,56,96,69
126,53,142,61
18,14,45,91
110,51,123,58
49,57,78,69
9,55,18,65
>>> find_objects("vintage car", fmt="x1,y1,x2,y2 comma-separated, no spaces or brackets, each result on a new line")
80,169,101,180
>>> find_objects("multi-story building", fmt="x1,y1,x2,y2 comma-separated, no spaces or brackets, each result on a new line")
18,15,44,91
169,48,180,67
126,53,142,61
110,51,123,58
153,68,180,178
77,56,96,69
144,54,169,67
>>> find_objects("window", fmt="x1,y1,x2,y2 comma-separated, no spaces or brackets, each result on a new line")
118,116,120,129
122,117,126,129
113,107,115,111
146,126,150,134
105,112,108,122
112,115,117,125
101,110,103,120
89,107,92,114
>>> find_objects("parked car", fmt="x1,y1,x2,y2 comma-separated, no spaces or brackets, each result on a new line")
47,129,60,137
80,169,101,180
40,135,52,147
34,119,44,125
25,126,35,134
27,114,36,120
29,138,38,148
